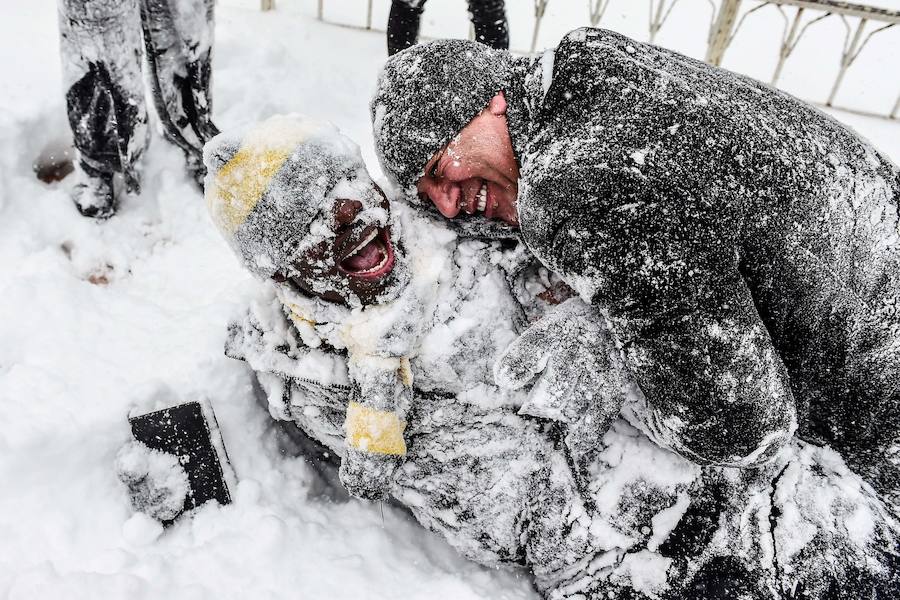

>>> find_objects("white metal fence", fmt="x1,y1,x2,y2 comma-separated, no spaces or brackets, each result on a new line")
264,0,899,119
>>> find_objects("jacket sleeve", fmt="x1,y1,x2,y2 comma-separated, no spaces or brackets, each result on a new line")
343,355,411,456
337,295,422,500
516,31,797,464
520,166,797,466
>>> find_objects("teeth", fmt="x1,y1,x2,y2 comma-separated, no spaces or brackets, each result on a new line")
345,229,378,258
357,241,390,274
476,183,487,212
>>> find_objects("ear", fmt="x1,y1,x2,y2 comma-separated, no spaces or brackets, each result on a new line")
488,91,508,116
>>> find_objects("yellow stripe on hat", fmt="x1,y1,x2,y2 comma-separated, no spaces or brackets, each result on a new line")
210,147,291,233
207,115,333,234
345,401,407,456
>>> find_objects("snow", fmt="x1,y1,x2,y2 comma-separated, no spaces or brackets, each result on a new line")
615,550,671,596
646,493,690,553
121,513,165,547
0,1,898,599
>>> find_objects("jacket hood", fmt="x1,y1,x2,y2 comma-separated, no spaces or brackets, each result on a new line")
371,39,530,193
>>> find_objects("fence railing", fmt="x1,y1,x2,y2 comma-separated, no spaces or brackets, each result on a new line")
705,1,898,118
264,0,899,120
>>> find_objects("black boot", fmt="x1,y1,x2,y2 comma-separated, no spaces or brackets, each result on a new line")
71,163,116,219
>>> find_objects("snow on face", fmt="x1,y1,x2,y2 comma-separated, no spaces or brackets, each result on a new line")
206,115,408,307
283,170,405,308
262,122,407,307
415,94,520,227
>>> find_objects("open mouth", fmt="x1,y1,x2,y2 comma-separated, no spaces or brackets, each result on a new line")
460,180,494,219
338,225,395,279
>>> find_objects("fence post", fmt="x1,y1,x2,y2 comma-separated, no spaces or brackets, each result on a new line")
772,7,803,85
531,0,550,53
826,18,867,107
649,0,666,43
261,0,274,11
366,0,373,29
588,0,611,27
706,0,741,66
892,93,899,120
317,0,323,20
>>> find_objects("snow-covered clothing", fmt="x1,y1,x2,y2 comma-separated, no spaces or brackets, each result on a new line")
204,115,422,500
273,282,420,500
226,202,900,599
59,0,148,195
58,0,217,198
370,30,900,505
495,297,631,479
141,0,218,159
387,0,508,56
204,116,389,283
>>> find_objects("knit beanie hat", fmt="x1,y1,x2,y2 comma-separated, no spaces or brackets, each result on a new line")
204,114,379,279
371,39,516,192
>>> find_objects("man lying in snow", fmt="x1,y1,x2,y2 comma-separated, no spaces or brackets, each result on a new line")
200,115,899,599
204,115,433,500
370,29,900,508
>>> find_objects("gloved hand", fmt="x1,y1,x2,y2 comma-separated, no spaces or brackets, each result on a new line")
116,441,189,522
339,399,407,501
339,448,403,502
494,298,629,469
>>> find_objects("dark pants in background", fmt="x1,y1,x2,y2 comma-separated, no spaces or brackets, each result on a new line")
387,0,509,56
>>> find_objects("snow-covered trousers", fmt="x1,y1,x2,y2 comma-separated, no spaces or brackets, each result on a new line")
227,286,899,598
258,371,900,600
57,0,216,187
387,0,508,56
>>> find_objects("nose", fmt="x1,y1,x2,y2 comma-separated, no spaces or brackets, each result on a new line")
417,177,460,219
334,199,363,226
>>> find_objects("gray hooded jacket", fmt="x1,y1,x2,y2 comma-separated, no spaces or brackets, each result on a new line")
372,28,900,504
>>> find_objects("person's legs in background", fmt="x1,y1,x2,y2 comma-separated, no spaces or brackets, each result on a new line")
387,0,425,56
58,0,149,218
387,0,508,56
140,0,219,187
467,0,508,49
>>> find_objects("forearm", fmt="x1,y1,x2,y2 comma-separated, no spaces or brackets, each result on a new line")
339,355,412,500
613,276,797,466
344,356,411,454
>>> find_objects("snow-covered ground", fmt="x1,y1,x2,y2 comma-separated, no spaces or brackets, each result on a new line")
0,1,897,599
